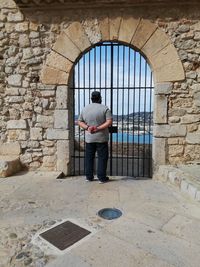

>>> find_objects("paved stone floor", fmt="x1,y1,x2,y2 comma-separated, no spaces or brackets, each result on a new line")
1,172,200,267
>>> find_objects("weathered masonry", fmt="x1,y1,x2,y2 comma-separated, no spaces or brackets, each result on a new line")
1,0,200,177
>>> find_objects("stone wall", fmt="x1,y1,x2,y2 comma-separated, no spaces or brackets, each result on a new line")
0,0,200,175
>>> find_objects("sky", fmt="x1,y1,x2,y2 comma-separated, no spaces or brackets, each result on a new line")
74,42,154,116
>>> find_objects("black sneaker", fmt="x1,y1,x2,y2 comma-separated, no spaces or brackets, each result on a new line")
99,177,109,184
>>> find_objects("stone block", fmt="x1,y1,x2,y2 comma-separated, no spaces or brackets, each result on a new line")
53,32,80,62
42,155,56,168
8,130,29,141
5,88,19,96
46,129,69,140
131,19,157,49
0,156,21,177
57,140,70,175
118,16,139,43
180,180,189,194
0,0,16,8
64,22,90,52
154,83,173,95
150,44,180,70
142,28,171,57
46,50,72,73
152,138,166,167
7,74,22,87
193,91,200,107
82,18,102,44
154,95,168,124
155,60,185,83
154,125,186,138
40,66,69,85
20,153,32,164
0,142,21,155
109,16,121,40
15,22,29,32
56,86,68,109
8,96,24,103
30,128,43,141
7,11,24,22
181,114,200,124
7,120,27,129
41,90,55,97
36,115,53,128
98,16,109,41
54,110,68,129
188,184,197,199
168,145,184,157
186,133,200,144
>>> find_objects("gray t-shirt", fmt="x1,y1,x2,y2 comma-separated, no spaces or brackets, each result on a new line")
78,103,112,143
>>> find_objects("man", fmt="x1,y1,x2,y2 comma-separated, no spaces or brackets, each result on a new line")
78,91,112,183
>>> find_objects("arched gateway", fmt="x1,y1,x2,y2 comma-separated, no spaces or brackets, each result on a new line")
41,18,185,177
72,41,153,177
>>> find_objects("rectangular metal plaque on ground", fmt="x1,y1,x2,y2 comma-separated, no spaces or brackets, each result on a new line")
40,221,91,250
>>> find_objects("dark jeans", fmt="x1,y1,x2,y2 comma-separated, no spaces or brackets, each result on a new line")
85,142,108,181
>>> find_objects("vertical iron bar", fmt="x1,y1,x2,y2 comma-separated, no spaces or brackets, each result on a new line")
109,43,114,176
143,60,147,177
127,47,131,176
137,54,141,177
121,45,125,176
78,60,81,175
149,71,153,177
73,68,75,175
116,44,119,176
132,50,136,177
83,54,86,175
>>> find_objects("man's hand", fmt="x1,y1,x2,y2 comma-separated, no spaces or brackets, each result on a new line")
88,126,98,134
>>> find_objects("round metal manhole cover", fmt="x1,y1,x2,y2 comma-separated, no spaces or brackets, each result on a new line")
97,208,122,220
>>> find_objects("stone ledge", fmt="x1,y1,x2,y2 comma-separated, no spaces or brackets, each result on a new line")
154,164,200,202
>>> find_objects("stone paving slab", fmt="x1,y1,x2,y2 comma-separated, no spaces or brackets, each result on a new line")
104,217,200,267
162,214,200,246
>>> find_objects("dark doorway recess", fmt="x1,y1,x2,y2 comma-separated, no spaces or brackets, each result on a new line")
71,42,154,178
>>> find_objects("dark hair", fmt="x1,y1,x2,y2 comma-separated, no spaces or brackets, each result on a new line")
91,91,101,103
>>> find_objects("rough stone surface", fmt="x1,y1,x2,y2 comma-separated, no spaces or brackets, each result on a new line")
7,120,27,130
64,22,91,52
54,110,68,129
154,125,187,138
154,95,168,123
46,129,69,140
30,128,43,141
57,140,70,175
131,19,157,49
154,83,173,95
118,16,139,43
186,133,200,144
53,32,80,62
56,86,68,109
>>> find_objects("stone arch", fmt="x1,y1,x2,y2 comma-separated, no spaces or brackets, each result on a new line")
40,17,185,176
41,18,185,85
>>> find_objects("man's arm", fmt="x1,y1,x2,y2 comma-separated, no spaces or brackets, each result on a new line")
96,119,112,131
78,120,88,131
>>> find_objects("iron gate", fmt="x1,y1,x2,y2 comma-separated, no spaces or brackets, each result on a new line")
71,42,154,178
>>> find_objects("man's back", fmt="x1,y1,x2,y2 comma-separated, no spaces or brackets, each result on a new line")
79,103,112,143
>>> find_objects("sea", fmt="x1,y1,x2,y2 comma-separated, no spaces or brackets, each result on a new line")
112,133,152,144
